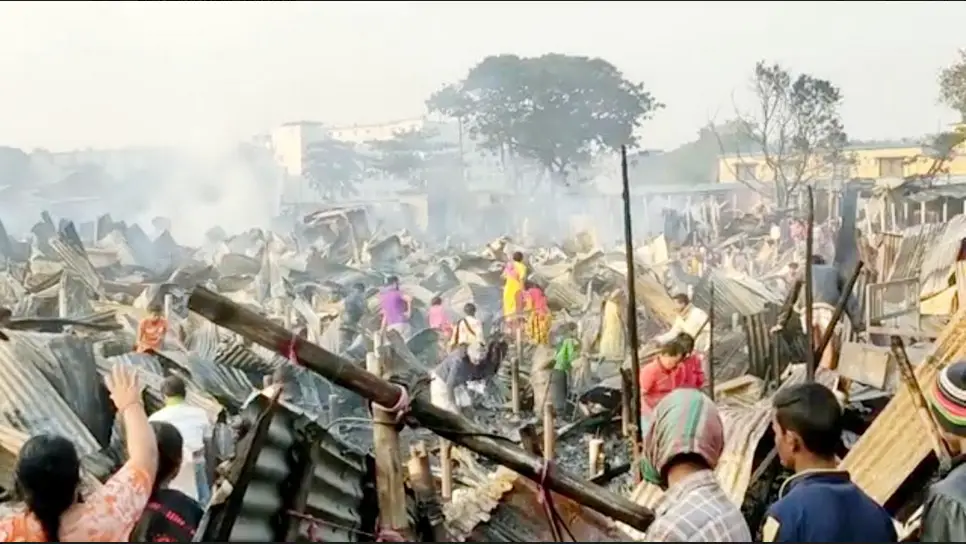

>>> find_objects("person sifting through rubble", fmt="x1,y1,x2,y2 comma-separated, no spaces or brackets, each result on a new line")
641,389,751,542
340,282,367,346
653,293,709,352
449,303,485,398
129,421,204,542
524,280,552,346
762,382,895,542
919,360,966,541
136,302,168,354
428,296,453,360
149,376,213,506
379,275,412,338
430,342,485,414
799,255,861,372
0,364,158,542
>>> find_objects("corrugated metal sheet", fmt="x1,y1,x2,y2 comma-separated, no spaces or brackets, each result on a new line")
921,215,966,299
99,352,223,418
48,236,103,297
888,223,945,281
207,394,386,542
692,271,783,318
841,311,966,505
627,365,838,525
0,331,102,454
445,466,627,542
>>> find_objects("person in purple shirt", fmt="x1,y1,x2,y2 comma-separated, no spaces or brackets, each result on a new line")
380,275,412,338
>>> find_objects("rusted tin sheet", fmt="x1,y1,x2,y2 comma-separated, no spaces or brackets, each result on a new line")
888,223,945,281
921,216,966,299
445,466,627,542
841,312,966,505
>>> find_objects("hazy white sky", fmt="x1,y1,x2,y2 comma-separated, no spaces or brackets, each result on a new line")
1,1,963,152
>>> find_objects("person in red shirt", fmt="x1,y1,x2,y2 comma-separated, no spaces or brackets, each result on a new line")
639,333,705,437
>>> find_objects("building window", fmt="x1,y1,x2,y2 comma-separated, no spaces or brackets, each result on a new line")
877,157,905,178
735,163,757,182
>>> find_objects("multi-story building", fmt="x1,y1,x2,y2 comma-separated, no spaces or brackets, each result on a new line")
328,118,425,144
717,135,966,184
268,121,330,177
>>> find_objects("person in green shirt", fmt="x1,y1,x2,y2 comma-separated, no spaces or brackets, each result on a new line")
549,323,580,413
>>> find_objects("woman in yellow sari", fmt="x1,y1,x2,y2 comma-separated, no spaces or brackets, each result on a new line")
502,251,527,328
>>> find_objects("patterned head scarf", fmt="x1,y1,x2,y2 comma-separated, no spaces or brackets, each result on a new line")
929,361,966,437
641,388,725,486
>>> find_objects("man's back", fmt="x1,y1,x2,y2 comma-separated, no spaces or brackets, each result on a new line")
149,403,210,453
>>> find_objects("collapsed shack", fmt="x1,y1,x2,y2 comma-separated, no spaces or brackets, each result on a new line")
0,186,958,542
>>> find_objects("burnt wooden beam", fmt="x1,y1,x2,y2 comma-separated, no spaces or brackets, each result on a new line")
188,286,655,532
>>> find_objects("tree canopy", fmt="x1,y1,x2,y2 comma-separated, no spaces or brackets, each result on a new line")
366,126,457,190
725,61,847,206
426,53,662,182
939,49,966,122
303,138,366,199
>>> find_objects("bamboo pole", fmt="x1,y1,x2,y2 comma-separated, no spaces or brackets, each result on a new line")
804,186,816,382
439,439,453,501
407,442,448,541
588,438,604,478
187,287,654,532
889,336,953,470
619,145,643,481
512,326,522,416
543,403,555,462
366,352,414,540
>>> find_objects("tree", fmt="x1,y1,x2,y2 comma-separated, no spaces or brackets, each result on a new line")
939,50,966,122
427,54,662,184
303,138,366,199
366,127,456,190
721,61,848,207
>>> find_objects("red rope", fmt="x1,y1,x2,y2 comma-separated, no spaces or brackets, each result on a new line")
285,332,300,366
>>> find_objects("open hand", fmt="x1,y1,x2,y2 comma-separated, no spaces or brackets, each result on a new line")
106,363,143,411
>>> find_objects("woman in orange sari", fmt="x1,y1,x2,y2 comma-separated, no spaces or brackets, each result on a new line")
524,281,552,345
502,251,527,329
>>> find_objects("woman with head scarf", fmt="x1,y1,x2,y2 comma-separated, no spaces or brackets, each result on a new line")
524,281,551,345
641,389,751,542
501,251,527,329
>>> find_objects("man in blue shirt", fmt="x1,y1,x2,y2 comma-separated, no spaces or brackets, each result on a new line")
763,382,896,542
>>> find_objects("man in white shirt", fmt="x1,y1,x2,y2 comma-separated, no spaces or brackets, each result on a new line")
149,376,213,505
654,293,709,352
450,302,485,400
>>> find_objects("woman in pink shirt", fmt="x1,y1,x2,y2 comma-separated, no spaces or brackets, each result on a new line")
428,296,452,359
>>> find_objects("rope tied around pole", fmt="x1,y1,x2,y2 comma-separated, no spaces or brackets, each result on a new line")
537,458,553,505
283,332,300,366
374,384,411,423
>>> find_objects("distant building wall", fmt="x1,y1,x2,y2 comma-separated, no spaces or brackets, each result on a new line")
269,122,329,177
329,118,425,144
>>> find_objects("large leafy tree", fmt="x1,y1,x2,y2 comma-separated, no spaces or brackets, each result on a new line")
427,53,662,183
940,49,966,122
723,61,848,207
303,138,366,199
367,127,457,190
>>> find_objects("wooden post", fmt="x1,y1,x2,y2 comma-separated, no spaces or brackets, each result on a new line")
543,403,555,462
512,326,522,416
366,352,414,540
804,187,815,382
163,293,173,321
407,441,448,541
619,368,632,438
187,287,655,532
588,438,604,478
619,146,643,482
439,438,453,501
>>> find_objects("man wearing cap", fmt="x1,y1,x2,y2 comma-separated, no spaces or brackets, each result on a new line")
921,361,966,541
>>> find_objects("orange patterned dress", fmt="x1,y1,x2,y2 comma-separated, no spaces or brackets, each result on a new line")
0,461,152,541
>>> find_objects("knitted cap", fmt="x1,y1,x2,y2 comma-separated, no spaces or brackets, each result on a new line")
929,361,966,437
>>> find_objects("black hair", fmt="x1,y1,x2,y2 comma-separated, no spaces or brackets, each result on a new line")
660,338,688,358
810,255,826,265
463,303,477,317
15,434,81,541
352,282,366,292
385,275,399,285
675,332,695,355
147,302,163,314
788,262,800,269
431,296,442,306
161,375,187,399
512,251,523,262
151,421,184,494
772,382,842,458
671,293,690,305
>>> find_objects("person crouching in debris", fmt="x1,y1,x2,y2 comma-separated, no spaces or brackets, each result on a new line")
641,389,751,542
129,422,204,542
800,255,861,372
430,343,484,414
379,275,412,338
136,302,168,354
0,364,158,541
762,382,895,542
550,322,580,414
920,361,966,541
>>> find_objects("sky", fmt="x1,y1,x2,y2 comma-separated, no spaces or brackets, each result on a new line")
0,1,964,152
